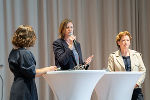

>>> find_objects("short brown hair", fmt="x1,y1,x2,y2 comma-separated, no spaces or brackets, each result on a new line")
116,31,132,48
12,25,36,47
58,19,73,39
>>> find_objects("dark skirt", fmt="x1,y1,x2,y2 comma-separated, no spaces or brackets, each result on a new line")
132,88,144,100
10,77,38,100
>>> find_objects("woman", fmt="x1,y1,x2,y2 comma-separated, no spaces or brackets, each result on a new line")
8,25,57,100
107,31,146,100
53,18,93,70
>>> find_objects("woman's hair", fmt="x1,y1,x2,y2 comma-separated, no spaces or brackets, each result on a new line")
58,18,73,39
116,31,132,48
12,25,36,47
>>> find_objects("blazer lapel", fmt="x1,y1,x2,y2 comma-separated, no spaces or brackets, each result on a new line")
74,43,79,56
61,39,77,65
129,49,134,71
115,50,126,69
61,39,69,49
74,42,82,64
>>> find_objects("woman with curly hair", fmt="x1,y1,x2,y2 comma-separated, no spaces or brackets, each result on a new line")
8,25,57,100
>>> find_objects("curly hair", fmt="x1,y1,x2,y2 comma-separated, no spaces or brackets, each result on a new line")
116,31,132,48
12,25,36,47
58,18,73,39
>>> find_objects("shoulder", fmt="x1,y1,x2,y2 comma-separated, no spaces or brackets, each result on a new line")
130,49,142,56
53,38,65,45
9,48,28,57
18,48,31,55
8,49,19,63
8,48,32,63
108,51,117,60
13,48,34,60
109,50,119,56
110,51,116,55
53,38,63,43
108,50,121,60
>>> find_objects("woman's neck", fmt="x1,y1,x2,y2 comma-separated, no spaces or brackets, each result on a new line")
13,45,20,49
13,45,27,50
64,36,69,41
120,49,130,56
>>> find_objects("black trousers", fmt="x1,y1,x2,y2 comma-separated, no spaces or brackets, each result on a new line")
132,88,144,100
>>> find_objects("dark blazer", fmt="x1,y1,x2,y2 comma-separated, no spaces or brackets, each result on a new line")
53,38,84,70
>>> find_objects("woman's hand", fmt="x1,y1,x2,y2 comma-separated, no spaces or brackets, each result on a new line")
134,84,139,88
67,34,76,50
36,66,57,77
85,55,94,65
44,66,57,72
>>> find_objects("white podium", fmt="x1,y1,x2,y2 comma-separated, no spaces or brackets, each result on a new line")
43,70,106,100
95,72,143,100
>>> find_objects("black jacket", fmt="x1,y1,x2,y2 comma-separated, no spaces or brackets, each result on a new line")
53,38,84,70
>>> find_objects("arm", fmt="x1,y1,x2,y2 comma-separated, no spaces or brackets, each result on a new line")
18,50,51,79
35,66,57,77
19,52,57,78
135,53,146,87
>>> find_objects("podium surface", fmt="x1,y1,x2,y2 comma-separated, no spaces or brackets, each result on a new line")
43,70,105,100
95,72,143,100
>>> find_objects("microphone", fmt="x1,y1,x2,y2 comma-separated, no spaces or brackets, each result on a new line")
69,32,73,36
69,32,77,45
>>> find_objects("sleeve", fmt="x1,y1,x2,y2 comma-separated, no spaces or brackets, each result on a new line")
107,54,115,71
53,40,73,66
18,51,36,79
136,53,146,86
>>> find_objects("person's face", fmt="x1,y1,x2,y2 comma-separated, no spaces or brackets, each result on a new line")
64,22,73,37
118,35,130,50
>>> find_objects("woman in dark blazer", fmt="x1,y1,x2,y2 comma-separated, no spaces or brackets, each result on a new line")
53,19,93,70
